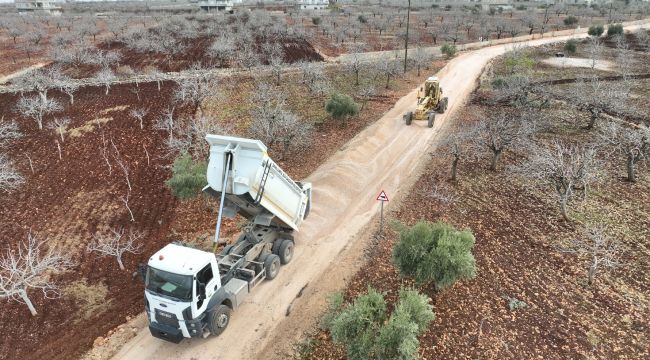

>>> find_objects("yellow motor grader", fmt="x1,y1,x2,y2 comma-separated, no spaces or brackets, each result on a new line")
404,76,448,128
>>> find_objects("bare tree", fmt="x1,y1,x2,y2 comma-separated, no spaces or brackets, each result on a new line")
357,83,376,111
173,75,218,114
154,107,177,141
95,68,116,95
268,54,286,86
373,55,401,89
208,36,236,67
99,132,112,176
129,108,149,130
273,110,313,160
87,228,143,270
599,122,650,183
0,121,22,148
565,224,620,286
59,81,79,105
142,66,164,91
236,43,261,73
120,192,135,222
0,155,24,192
410,46,434,76
517,141,600,221
47,117,71,142
297,61,329,93
475,112,533,171
574,76,628,130
587,37,603,71
111,140,131,191
439,127,480,182
0,232,73,316
16,96,63,130
345,43,366,86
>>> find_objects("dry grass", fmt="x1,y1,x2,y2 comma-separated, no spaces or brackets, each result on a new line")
63,279,113,323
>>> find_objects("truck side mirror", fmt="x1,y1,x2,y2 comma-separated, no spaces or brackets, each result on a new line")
137,263,147,282
198,283,206,299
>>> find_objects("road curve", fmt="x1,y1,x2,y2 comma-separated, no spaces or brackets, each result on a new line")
112,22,649,360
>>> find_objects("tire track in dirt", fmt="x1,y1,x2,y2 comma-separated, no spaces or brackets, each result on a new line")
110,22,650,360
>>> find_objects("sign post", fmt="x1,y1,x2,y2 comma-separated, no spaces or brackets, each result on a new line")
376,190,389,235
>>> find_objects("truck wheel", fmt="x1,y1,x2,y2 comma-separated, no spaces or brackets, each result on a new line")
208,305,231,336
264,254,281,280
278,240,294,265
427,113,435,128
404,112,413,126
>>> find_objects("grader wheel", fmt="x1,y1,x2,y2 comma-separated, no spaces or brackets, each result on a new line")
438,97,449,114
427,113,435,128
404,111,413,126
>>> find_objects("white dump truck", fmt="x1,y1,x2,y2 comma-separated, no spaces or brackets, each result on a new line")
143,135,312,343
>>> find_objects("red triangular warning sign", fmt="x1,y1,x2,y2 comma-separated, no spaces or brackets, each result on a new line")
376,190,389,202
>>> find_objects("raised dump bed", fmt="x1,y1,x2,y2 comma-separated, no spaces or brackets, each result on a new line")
204,135,312,231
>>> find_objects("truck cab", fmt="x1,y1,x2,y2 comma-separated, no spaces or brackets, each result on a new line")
144,135,312,343
145,244,221,343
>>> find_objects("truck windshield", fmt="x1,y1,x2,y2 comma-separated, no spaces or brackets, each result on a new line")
145,267,193,301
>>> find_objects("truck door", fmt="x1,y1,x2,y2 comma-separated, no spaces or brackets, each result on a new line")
194,264,217,316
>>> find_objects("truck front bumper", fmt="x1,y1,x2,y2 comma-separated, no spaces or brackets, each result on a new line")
149,322,184,344
185,317,206,338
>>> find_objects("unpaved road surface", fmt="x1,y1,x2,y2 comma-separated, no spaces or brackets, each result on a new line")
112,22,649,360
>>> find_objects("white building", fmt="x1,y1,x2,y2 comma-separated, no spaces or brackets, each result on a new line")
16,0,63,14
296,0,329,11
198,0,243,12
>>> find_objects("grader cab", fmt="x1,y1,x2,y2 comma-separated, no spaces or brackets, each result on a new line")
404,76,448,128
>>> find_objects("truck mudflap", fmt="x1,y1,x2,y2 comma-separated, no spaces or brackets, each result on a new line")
149,322,184,344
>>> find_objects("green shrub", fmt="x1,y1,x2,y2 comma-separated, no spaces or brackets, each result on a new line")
325,93,359,120
328,287,435,360
357,15,367,24
607,23,624,36
320,291,344,330
329,287,386,360
312,16,321,26
564,39,578,54
392,221,477,290
516,5,527,10
588,24,604,36
504,50,535,72
165,153,207,200
563,16,579,26
440,43,457,58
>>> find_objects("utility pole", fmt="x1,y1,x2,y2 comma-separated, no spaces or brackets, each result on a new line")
404,0,411,73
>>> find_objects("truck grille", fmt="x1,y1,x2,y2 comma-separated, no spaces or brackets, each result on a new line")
155,309,180,329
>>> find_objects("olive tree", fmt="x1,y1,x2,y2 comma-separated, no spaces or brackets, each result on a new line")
0,232,73,316
393,221,477,290
327,286,435,360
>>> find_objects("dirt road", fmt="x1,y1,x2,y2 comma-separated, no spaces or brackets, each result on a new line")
111,23,649,360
